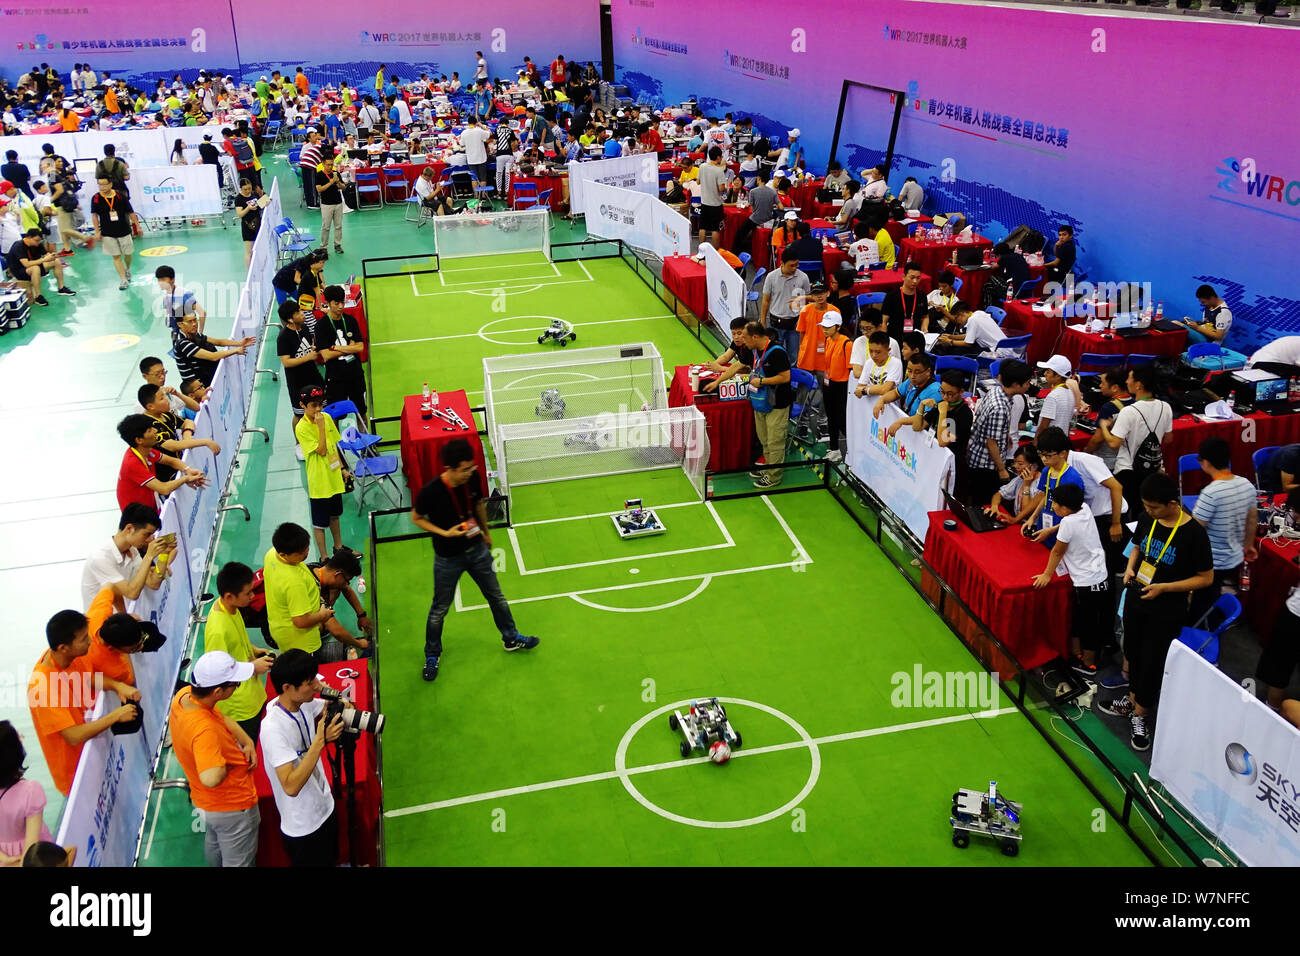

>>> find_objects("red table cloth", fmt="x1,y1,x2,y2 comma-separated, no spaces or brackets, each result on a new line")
721,204,750,253
1069,410,1300,477
664,255,708,320
508,173,565,210
1004,299,1065,365
789,179,822,214
356,161,446,201
1057,326,1187,370
342,282,368,363
952,262,1045,310
899,235,993,278
253,661,380,867
1246,536,1300,643
884,215,932,245
922,511,1071,672
400,391,489,495
668,365,754,472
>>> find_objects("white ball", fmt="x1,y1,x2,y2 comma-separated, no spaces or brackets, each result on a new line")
709,741,731,764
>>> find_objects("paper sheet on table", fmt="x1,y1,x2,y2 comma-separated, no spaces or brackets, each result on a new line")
1066,324,1091,333
924,332,940,350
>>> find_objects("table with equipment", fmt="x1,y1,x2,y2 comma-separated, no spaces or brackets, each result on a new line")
667,365,754,472
399,390,489,494
1246,535,1300,642
899,235,994,278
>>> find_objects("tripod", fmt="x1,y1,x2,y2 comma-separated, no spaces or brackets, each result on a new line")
328,731,361,867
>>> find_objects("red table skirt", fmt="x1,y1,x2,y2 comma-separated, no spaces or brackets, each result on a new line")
721,205,750,254
953,263,1045,309
922,511,1071,672
789,180,822,214
664,255,707,320
899,235,993,278
1246,537,1300,643
399,391,489,495
509,174,565,210
1057,326,1187,369
1004,299,1064,365
342,283,368,363
253,662,379,867
668,365,754,471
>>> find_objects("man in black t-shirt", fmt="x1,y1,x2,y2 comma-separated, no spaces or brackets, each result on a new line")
1098,472,1213,752
315,155,344,255
879,263,928,341
276,300,332,439
90,177,139,291
7,228,74,305
992,243,1031,304
315,285,368,424
703,317,755,394
409,439,539,682
743,321,792,489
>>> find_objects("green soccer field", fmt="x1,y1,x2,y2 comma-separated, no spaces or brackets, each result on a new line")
365,241,1153,866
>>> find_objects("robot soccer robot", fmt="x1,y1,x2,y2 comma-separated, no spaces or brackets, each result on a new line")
950,781,1023,856
612,498,666,539
668,698,742,759
534,388,566,419
537,318,577,347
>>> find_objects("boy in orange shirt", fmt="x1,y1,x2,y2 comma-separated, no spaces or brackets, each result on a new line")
821,312,853,461
28,610,141,795
84,585,165,687
795,281,833,374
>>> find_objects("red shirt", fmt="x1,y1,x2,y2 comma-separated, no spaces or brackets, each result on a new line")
640,129,664,153
116,447,161,512
550,59,567,84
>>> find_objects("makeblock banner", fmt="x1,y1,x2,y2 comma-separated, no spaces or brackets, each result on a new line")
845,398,954,542
1151,641,1300,867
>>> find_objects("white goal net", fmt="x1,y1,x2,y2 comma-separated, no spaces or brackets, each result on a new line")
495,406,709,500
430,206,551,260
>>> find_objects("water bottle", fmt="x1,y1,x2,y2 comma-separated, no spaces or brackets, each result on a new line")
1239,560,1252,593
430,386,440,410
354,575,367,595
421,382,432,419
1155,301,1164,320
1289,376,1300,404
1227,391,1237,414
942,221,952,242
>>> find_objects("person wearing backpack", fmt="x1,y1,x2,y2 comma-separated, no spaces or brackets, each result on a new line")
1099,363,1172,518
743,321,793,489
94,144,129,198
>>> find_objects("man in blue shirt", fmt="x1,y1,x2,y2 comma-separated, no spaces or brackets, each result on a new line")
602,133,623,158
473,81,493,121
386,96,402,137
1026,433,1086,540
322,104,344,145
782,128,805,171
875,352,940,421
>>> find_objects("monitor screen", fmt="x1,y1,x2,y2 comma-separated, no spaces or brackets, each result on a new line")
1257,377,1288,404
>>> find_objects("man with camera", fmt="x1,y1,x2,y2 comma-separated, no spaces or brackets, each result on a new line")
262,649,345,867
169,651,261,867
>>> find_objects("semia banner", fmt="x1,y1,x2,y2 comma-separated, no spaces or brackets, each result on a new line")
132,165,224,218
1151,641,1300,868
846,398,954,542
699,242,744,324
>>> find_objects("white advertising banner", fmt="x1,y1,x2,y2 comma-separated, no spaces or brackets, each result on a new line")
699,242,744,323
845,398,955,543
1151,641,1300,867
567,152,659,210
168,124,228,163
581,179,658,253
131,164,223,217
652,202,692,259
72,128,172,168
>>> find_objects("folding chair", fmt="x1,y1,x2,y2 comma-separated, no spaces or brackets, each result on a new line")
354,172,383,209
1177,452,1203,511
382,167,410,203
1014,278,1040,299
788,367,821,446
511,181,539,210
1252,445,1281,492
1078,353,1127,374
1176,593,1242,665
798,259,823,283
745,267,767,318
281,217,316,244
987,305,1007,326
935,355,979,395
273,223,310,261
337,426,400,513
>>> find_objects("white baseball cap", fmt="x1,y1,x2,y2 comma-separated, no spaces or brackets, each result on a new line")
787,128,800,138
1037,355,1072,377
783,210,798,220
820,311,843,328
192,650,254,687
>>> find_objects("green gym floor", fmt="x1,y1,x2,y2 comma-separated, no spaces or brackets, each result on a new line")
0,153,1165,866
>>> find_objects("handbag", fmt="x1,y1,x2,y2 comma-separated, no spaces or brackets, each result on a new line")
748,344,786,413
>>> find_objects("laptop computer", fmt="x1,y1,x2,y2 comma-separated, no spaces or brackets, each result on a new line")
944,490,1007,533
1112,313,1149,338
1254,376,1291,414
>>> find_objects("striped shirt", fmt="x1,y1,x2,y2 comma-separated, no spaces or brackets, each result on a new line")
968,385,1011,471
1191,475,1256,570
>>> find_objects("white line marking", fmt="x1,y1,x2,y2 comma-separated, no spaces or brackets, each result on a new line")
577,259,593,282
410,273,419,298
706,501,734,547
507,525,527,574
569,575,711,613
511,499,705,528
411,275,595,297
371,315,677,348
518,540,733,576
762,494,811,564
385,706,1020,818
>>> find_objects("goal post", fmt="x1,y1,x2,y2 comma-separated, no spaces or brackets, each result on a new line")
430,206,551,260
495,406,710,501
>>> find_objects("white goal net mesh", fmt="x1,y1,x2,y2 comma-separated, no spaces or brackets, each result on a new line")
495,406,709,500
430,206,551,260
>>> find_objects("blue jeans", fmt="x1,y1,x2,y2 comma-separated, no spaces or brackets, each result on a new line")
774,326,800,364
424,540,516,659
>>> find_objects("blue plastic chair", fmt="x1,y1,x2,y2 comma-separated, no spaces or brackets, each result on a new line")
987,305,1007,326
789,366,820,442
1014,278,1040,299
992,334,1031,360
738,252,752,270
261,120,282,149
1177,593,1242,665
511,181,539,209
1253,445,1281,492
337,425,400,513
951,276,964,294
745,267,767,317
273,223,310,261
1126,354,1157,367
1177,452,1203,512
856,292,886,309
382,167,410,202
935,355,979,394
355,172,383,209
798,259,823,281
1186,341,1247,372
322,399,368,433
281,217,315,244
1078,352,1127,373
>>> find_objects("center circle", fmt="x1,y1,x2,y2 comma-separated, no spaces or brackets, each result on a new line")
478,314,571,346
613,698,821,829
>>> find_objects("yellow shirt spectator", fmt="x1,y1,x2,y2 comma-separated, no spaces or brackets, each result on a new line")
262,547,321,654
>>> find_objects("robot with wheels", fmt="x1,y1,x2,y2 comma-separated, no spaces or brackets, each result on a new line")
534,388,566,419
537,318,577,347
950,781,1022,856
613,498,666,539
668,698,741,758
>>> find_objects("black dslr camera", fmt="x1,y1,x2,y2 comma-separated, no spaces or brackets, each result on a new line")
318,683,385,735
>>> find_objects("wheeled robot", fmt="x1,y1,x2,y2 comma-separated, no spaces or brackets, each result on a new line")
534,388,566,419
537,318,577,347
950,781,1022,856
668,697,742,759
613,498,667,539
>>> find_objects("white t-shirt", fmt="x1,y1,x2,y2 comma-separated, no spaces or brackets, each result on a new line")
1004,394,1027,459
1110,399,1173,473
395,99,413,127
703,127,731,160
848,238,880,270
855,352,903,391
81,539,142,609
1249,336,1300,369
414,176,437,200
1038,384,1076,430
1066,450,1117,518
474,57,487,80
1055,504,1107,587
461,126,492,165
964,310,1004,352
261,698,335,838
862,178,888,200
927,289,958,313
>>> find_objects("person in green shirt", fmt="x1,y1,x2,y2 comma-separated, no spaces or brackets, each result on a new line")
202,561,275,742
263,522,336,660
255,76,270,100
340,82,353,109
294,386,351,560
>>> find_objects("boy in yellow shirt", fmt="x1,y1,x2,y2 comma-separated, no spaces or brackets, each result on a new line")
294,386,350,560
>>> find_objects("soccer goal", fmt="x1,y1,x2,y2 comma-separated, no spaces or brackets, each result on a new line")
495,406,710,501
430,206,551,260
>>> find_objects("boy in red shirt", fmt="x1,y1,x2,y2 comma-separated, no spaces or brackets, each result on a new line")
115,413,206,511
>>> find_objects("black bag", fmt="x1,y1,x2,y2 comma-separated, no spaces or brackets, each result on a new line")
230,138,255,165
1131,403,1167,475
56,175,81,211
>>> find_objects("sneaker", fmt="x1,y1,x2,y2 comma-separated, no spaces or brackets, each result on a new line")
1129,713,1150,751
294,445,306,461
503,633,540,652
825,449,843,463
333,245,345,254
748,470,763,479
33,295,50,306
118,279,129,291
422,656,440,681
1069,656,1097,680
1098,695,1135,718
1098,670,1129,690
57,286,77,296
753,473,782,489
